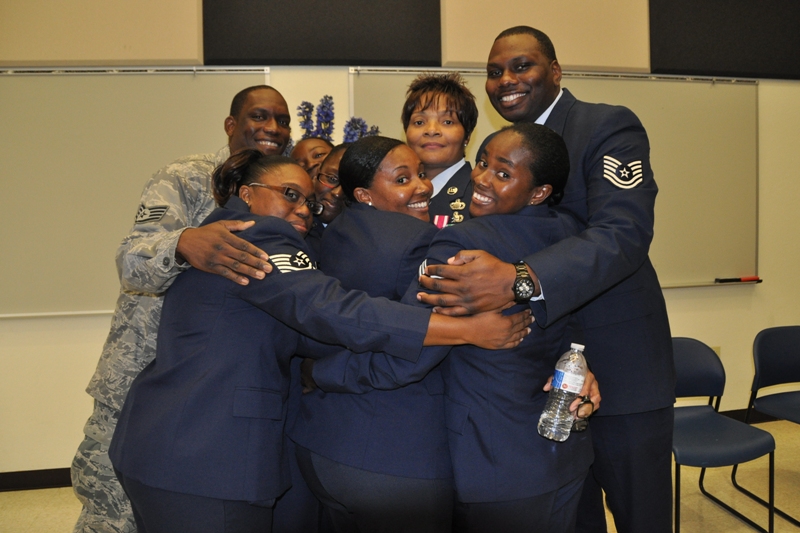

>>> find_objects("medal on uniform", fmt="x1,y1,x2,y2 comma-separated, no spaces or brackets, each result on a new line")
447,187,458,195
449,199,466,211
452,212,464,223
433,215,450,229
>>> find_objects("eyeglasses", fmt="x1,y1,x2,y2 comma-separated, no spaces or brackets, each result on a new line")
316,173,341,189
246,183,324,215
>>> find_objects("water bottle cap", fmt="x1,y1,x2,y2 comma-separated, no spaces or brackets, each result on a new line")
570,343,585,352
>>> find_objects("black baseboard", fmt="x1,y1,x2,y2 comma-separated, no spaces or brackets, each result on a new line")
0,468,71,492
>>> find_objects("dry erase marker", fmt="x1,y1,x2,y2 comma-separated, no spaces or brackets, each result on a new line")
714,276,762,283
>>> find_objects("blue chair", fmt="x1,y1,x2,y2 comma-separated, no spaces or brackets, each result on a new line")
672,337,775,533
733,326,800,527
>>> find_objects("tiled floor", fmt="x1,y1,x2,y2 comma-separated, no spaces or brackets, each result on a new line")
0,485,80,533
1,420,798,533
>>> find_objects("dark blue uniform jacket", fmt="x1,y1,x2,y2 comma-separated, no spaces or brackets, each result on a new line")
480,88,675,416
109,197,430,503
308,205,593,503
287,203,452,480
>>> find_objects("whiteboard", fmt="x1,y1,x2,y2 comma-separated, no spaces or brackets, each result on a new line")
0,67,758,315
350,68,758,288
0,69,269,315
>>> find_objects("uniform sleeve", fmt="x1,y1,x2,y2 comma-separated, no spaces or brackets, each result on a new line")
308,283,451,393
393,225,439,298
230,222,431,362
116,162,213,294
526,107,657,325
308,226,468,393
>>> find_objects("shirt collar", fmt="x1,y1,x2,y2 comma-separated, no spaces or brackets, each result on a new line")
535,88,564,125
431,159,467,198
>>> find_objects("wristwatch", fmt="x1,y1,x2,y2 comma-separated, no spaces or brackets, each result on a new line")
512,261,535,304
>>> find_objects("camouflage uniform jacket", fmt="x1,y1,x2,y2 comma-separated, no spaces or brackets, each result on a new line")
85,146,230,412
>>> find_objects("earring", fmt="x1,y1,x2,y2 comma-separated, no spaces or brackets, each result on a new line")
368,202,373,206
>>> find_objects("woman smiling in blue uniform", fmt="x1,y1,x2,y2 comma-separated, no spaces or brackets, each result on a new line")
289,137,455,532
109,151,531,533
434,124,593,533
306,124,594,533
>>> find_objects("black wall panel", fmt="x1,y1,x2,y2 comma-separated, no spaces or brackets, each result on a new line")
650,0,800,79
203,0,441,66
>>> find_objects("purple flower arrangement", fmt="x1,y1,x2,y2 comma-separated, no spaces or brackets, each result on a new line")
297,96,380,144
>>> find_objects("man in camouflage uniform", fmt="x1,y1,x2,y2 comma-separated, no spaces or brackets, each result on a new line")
71,85,292,533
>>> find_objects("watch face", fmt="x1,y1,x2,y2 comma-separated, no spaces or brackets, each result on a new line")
514,279,535,300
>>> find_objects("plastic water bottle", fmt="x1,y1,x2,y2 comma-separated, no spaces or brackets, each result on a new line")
538,343,588,442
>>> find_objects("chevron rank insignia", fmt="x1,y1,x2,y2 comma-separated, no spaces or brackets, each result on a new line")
134,204,169,224
271,251,315,273
603,156,643,189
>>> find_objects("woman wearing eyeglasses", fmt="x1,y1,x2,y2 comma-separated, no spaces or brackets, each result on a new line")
305,143,349,257
109,150,531,533
288,136,454,533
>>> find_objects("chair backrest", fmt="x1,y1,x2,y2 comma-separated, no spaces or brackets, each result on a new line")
672,337,726,399
752,325,800,391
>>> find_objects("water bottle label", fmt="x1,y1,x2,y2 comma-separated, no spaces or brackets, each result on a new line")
551,369,584,394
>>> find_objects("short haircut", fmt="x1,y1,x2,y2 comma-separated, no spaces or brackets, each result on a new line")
321,143,351,168
500,123,570,206
292,137,335,155
401,72,478,141
212,150,299,206
495,26,557,63
338,136,404,203
229,85,279,118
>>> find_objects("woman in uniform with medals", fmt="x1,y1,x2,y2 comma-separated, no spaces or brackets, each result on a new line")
402,72,478,229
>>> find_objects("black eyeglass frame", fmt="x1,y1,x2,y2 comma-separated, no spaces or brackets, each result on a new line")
316,172,341,189
246,183,324,215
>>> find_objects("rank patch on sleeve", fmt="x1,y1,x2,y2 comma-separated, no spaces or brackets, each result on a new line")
603,156,643,189
271,251,315,273
134,204,169,224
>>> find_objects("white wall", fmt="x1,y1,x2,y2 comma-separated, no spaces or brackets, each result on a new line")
0,315,109,471
665,80,800,410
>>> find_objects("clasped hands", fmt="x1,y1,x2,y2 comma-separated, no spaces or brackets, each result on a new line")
417,249,601,418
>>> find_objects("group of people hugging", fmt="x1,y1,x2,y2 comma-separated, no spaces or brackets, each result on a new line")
71,25,675,533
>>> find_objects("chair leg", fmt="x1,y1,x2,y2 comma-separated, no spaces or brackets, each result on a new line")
770,453,775,533
699,466,772,533
732,455,799,527
675,462,680,533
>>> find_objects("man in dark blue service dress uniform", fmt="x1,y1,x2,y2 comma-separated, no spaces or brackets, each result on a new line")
418,26,674,533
